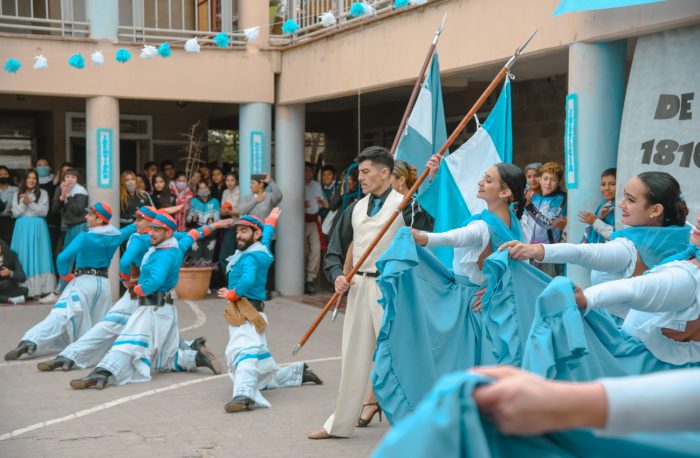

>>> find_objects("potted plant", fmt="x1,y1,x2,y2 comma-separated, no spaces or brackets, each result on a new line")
175,257,214,301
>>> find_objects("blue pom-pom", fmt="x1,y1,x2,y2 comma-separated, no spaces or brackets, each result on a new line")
68,53,85,69
350,2,367,17
394,0,409,8
158,42,172,58
214,32,229,48
4,58,21,73
115,48,131,63
281,19,299,35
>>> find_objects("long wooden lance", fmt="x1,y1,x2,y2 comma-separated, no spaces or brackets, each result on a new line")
293,29,539,356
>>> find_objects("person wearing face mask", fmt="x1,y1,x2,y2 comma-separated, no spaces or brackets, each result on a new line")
173,171,194,231
187,181,221,263
34,159,61,257
11,169,56,299
580,168,617,243
42,168,89,304
119,170,153,227
0,165,18,244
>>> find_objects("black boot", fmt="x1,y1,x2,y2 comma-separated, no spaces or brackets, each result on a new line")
70,368,112,390
302,363,323,385
4,340,37,361
224,395,255,413
37,356,75,372
195,344,222,375
189,337,207,351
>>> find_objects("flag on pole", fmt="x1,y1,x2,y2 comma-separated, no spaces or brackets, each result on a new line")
395,52,447,191
418,78,512,267
553,0,665,16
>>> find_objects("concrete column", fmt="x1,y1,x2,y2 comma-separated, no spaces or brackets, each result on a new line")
238,0,270,44
566,41,627,286
274,104,305,296
86,0,118,41
86,96,121,297
239,102,272,196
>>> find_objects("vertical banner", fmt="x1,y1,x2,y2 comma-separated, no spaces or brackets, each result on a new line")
564,93,578,189
96,128,113,188
250,130,265,174
616,25,700,224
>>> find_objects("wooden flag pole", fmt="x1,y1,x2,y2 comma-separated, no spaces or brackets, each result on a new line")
293,29,539,356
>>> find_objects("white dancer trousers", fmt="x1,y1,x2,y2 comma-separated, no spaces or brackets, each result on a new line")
22,275,112,355
98,304,196,385
225,313,304,408
323,275,383,437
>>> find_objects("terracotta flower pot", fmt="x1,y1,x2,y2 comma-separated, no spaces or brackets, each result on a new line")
175,266,213,301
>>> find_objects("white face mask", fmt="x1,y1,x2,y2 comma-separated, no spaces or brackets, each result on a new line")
126,183,136,193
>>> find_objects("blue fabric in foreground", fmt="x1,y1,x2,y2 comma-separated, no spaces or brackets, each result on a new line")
373,371,700,458
522,276,700,381
611,225,690,268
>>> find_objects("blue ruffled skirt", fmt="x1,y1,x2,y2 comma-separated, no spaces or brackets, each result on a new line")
11,216,55,297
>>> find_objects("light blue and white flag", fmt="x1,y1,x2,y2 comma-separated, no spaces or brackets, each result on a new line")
395,52,447,191
418,78,512,267
553,0,665,16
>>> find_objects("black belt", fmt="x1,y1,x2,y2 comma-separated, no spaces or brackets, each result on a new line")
247,299,265,312
355,271,380,278
74,268,108,278
138,291,173,307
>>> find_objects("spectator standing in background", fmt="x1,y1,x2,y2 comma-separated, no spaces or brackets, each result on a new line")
0,165,18,244
304,163,324,294
187,181,220,263
35,159,61,254
119,170,153,227
238,174,283,221
580,168,617,243
151,172,176,210
173,171,194,231
319,165,339,223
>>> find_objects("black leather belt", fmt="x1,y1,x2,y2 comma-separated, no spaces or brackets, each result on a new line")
138,292,173,307
248,299,265,312
74,268,108,278
355,271,380,278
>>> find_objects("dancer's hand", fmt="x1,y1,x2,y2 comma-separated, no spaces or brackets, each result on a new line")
163,204,183,214
472,365,607,434
334,275,353,295
217,288,231,299
498,241,544,261
411,228,429,246
574,285,587,309
578,211,597,225
426,154,443,180
471,288,486,312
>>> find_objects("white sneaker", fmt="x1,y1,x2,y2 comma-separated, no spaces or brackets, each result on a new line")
38,292,58,304
9,295,25,305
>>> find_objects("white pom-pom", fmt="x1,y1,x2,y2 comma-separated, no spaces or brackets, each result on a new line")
33,55,48,70
140,44,158,59
319,11,337,27
185,37,201,53
364,3,376,15
244,26,260,43
91,50,105,65
409,0,427,5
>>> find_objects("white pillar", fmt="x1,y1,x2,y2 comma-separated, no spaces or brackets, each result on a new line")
566,41,627,286
86,96,121,298
239,103,272,196
274,104,305,296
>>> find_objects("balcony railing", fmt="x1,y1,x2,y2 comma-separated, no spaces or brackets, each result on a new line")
117,0,245,47
270,0,399,46
0,0,90,38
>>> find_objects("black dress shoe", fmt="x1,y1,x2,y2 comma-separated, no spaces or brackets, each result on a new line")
302,363,323,385
304,281,316,294
37,356,75,372
70,368,112,390
4,340,37,361
195,345,222,374
224,395,255,413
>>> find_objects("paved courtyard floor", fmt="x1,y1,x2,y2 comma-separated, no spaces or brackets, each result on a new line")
0,295,389,457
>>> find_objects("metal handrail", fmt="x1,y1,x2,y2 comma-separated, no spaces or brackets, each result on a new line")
0,0,89,38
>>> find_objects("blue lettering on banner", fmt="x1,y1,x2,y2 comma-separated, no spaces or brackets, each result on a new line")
250,131,265,174
564,93,578,189
96,128,113,188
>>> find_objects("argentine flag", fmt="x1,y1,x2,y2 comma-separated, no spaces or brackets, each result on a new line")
395,52,447,191
418,78,512,267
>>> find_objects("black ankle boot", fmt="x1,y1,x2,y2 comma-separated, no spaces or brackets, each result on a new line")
224,395,255,413
302,363,323,385
70,368,112,390
4,340,37,361
189,337,207,351
37,356,75,372
195,345,222,375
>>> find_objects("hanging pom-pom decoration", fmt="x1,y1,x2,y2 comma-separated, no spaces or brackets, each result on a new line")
68,53,85,69
115,48,132,63
185,37,201,53
33,55,48,70
157,42,171,58
4,58,21,74
350,2,368,17
409,0,427,5
244,26,260,43
394,0,409,8
140,44,158,59
281,19,299,35
319,11,337,27
214,32,229,48
91,50,105,65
